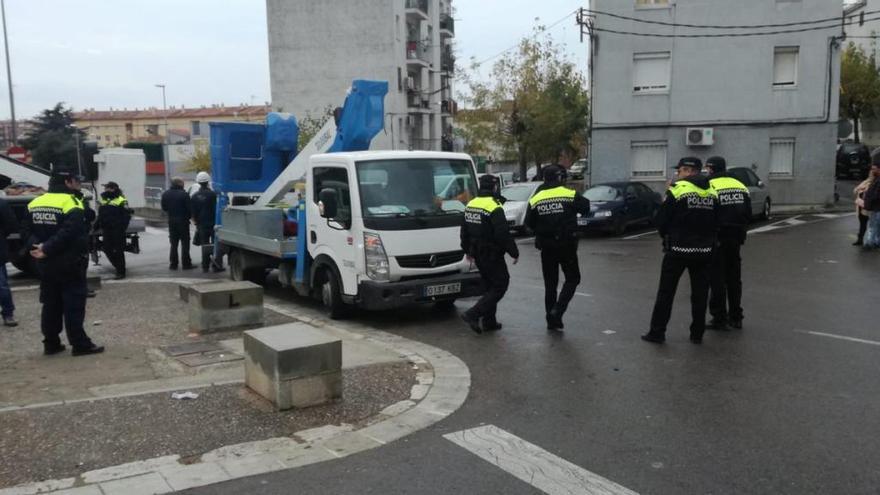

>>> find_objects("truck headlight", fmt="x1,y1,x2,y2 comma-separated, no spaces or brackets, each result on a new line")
364,232,390,281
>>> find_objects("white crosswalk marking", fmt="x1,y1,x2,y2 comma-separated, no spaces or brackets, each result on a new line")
799,330,880,347
144,226,165,236
444,425,639,495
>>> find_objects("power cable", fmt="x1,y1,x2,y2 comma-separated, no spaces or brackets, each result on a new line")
473,10,577,66
589,15,880,38
582,7,879,30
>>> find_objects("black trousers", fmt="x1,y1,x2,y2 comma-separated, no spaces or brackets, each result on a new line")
649,254,711,337
196,224,215,269
539,239,581,317
858,213,868,242
168,220,192,267
102,227,126,275
465,255,510,324
709,240,743,322
40,274,92,350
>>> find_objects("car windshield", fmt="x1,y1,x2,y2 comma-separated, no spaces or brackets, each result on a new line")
356,159,476,217
584,185,622,202
501,185,536,202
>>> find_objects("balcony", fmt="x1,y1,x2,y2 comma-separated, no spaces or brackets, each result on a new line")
441,99,457,116
441,50,455,73
440,14,455,37
405,0,429,21
410,137,438,151
407,93,432,113
406,40,430,67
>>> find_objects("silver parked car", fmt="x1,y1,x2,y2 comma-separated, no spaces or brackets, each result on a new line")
727,167,771,220
501,182,541,233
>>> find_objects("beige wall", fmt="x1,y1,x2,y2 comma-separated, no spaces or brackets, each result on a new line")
76,114,267,147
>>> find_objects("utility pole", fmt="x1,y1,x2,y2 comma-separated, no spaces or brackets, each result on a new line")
577,6,595,187
1,0,17,146
155,83,170,189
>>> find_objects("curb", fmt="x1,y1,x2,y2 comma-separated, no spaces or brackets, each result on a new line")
0,278,471,495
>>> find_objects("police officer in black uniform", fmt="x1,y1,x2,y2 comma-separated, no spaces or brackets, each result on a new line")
460,174,519,334
704,156,751,330
643,157,718,345
161,177,194,270
26,169,104,356
525,164,590,331
96,181,132,279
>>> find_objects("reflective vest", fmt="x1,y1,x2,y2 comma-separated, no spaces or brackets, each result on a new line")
464,196,502,225
100,195,127,207
528,186,576,208
709,177,749,207
28,192,82,226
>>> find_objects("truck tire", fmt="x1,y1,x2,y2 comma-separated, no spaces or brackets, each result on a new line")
229,249,266,285
318,267,350,320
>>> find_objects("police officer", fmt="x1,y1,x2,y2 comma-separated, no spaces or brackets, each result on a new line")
96,181,132,279
525,164,590,331
704,156,751,330
190,172,222,273
460,174,519,334
643,157,718,345
26,169,104,356
161,177,194,270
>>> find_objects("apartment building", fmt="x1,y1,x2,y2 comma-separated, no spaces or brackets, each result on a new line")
266,0,456,151
590,0,842,207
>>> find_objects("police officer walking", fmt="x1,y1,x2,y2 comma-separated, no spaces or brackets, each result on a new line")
525,164,590,331
161,177,194,270
26,169,104,356
460,174,519,334
191,172,222,273
643,157,718,345
96,181,132,279
704,157,751,330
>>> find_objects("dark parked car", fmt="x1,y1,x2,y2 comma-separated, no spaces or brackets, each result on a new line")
577,182,662,235
836,143,871,179
727,167,772,220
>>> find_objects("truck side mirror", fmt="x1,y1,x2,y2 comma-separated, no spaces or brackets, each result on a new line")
318,188,339,219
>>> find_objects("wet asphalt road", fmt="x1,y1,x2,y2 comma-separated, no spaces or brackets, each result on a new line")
13,213,877,494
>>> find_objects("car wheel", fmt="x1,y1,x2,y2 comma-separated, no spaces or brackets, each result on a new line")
762,198,771,220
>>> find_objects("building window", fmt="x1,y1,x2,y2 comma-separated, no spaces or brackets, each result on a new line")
146,124,159,135
125,123,133,135
191,121,201,136
773,47,799,87
636,0,669,6
633,52,671,93
770,138,795,177
631,141,668,179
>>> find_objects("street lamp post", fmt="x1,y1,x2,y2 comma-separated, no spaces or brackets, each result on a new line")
1,0,17,146
155,84,170,189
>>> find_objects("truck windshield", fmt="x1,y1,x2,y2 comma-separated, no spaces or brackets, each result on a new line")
356,159,476,217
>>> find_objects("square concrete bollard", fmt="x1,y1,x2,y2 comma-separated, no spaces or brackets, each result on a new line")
188,281,264,332
87,276,102,292
244,323,342,410
179,280,223,303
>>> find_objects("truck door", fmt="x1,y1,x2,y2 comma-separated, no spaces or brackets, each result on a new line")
309,166,357,295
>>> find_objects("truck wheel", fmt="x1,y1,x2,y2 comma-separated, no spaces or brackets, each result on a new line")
319,268,350,320
229,249,267,285
761,199,772,220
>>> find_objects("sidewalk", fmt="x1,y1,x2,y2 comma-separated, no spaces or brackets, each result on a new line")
0,279,469,494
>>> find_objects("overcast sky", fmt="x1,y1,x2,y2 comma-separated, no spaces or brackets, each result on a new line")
0,0,587,119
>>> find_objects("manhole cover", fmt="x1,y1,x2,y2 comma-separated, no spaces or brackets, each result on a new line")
162,341,223,357
177,350,244,367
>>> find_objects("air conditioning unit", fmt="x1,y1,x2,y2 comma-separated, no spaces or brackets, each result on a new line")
406,77,415,90
686,127,714,147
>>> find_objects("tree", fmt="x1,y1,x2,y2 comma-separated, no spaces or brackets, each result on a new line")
461,27,589,179
183,143,212,173
298,105,334,152
840,43,880,143
20,103,86,170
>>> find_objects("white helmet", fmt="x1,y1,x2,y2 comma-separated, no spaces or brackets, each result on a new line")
196,171,211,184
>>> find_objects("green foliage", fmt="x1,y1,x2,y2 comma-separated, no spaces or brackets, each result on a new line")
840,43,880,143
460,27,589,177
20,103,86,170
183,144,212,173
298,105,335,152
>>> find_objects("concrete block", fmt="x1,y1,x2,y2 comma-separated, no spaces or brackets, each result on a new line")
244,322,342,410
188,281,263,332
86,276,101,292
178,280,223,302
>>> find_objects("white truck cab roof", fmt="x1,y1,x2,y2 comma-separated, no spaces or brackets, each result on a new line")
310,150,473,165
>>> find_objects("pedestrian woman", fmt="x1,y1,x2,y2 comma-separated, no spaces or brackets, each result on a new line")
862,163,880,250
853,176,873,246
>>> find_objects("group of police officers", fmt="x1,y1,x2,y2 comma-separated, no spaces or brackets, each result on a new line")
460,156,751,343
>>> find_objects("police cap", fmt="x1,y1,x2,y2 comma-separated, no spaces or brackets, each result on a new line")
50,167,85,182
673,157,703,170
478,174,499,191
542,164,567,182
705,156,726,172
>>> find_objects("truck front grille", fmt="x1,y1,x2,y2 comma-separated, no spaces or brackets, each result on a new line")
396,250,464,269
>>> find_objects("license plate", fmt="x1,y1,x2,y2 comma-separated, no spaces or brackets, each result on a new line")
424,283,461,297
577,218,589,226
